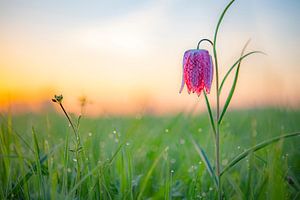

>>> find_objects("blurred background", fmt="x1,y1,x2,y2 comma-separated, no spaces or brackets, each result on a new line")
0,0,299,116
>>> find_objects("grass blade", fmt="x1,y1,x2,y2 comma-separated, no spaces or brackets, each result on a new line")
219,39,249,94
137,147,169,200
218,50,265,124
6,143,62,198
220,132,300,176
190,136,218,188
32,128,44,198
213,0,236,93
67,142,125,198
218,50,265,96
213,0,235,47
203,90,216,137
62,131,70,193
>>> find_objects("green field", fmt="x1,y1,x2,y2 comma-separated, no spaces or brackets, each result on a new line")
0,108,299,199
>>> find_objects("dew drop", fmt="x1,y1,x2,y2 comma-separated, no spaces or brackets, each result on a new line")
222,159,228,166
179,139,185,144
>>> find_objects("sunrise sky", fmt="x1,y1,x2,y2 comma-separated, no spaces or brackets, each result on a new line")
0,0,299,115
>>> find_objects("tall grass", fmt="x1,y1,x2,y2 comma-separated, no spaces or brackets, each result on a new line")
0,108,299,199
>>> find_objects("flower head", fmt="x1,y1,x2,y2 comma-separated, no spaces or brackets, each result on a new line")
179,49,213,96
52,94,63,104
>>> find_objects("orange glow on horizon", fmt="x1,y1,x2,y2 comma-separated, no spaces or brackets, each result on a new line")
1,1,299,115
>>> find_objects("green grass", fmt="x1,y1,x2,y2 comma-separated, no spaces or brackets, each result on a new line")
0,108,300,199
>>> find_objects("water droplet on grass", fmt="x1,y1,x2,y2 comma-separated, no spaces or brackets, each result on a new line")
237,146,241,150
165,128,169,133
198,128,202,132
73,158,77,162
88,132,92,137
171,169,174,173
222,159,228,166
209,187,213,191
179,139,185,144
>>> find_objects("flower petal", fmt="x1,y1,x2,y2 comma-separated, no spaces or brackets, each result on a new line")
179,56,186,93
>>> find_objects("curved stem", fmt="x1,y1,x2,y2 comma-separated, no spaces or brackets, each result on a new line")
213,1,236,199
197,39,214,49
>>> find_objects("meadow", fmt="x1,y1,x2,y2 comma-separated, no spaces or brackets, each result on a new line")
0,107,299,199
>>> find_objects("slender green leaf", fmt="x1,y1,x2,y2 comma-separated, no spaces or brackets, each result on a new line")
0,115,34,153
213,0,235,47
219,51,265,95
218,51,264,124
32,128,44,198
219,39,250,94
62,132,70,193
203,90,216,137
32,128,40,158
213,0,236,90
137,147,169,200
7,143,62,198
190,136,218,188
67,142,125,198
220,132,300,176
225,175,245,199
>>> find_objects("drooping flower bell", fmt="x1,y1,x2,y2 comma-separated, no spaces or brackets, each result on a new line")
179,48,213,96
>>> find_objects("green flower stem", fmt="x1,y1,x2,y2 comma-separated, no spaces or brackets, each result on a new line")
213,0,236,199
58,102,82,194
59,103,77,138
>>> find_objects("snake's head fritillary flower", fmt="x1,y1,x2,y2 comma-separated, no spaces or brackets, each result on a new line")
179,49,213,96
